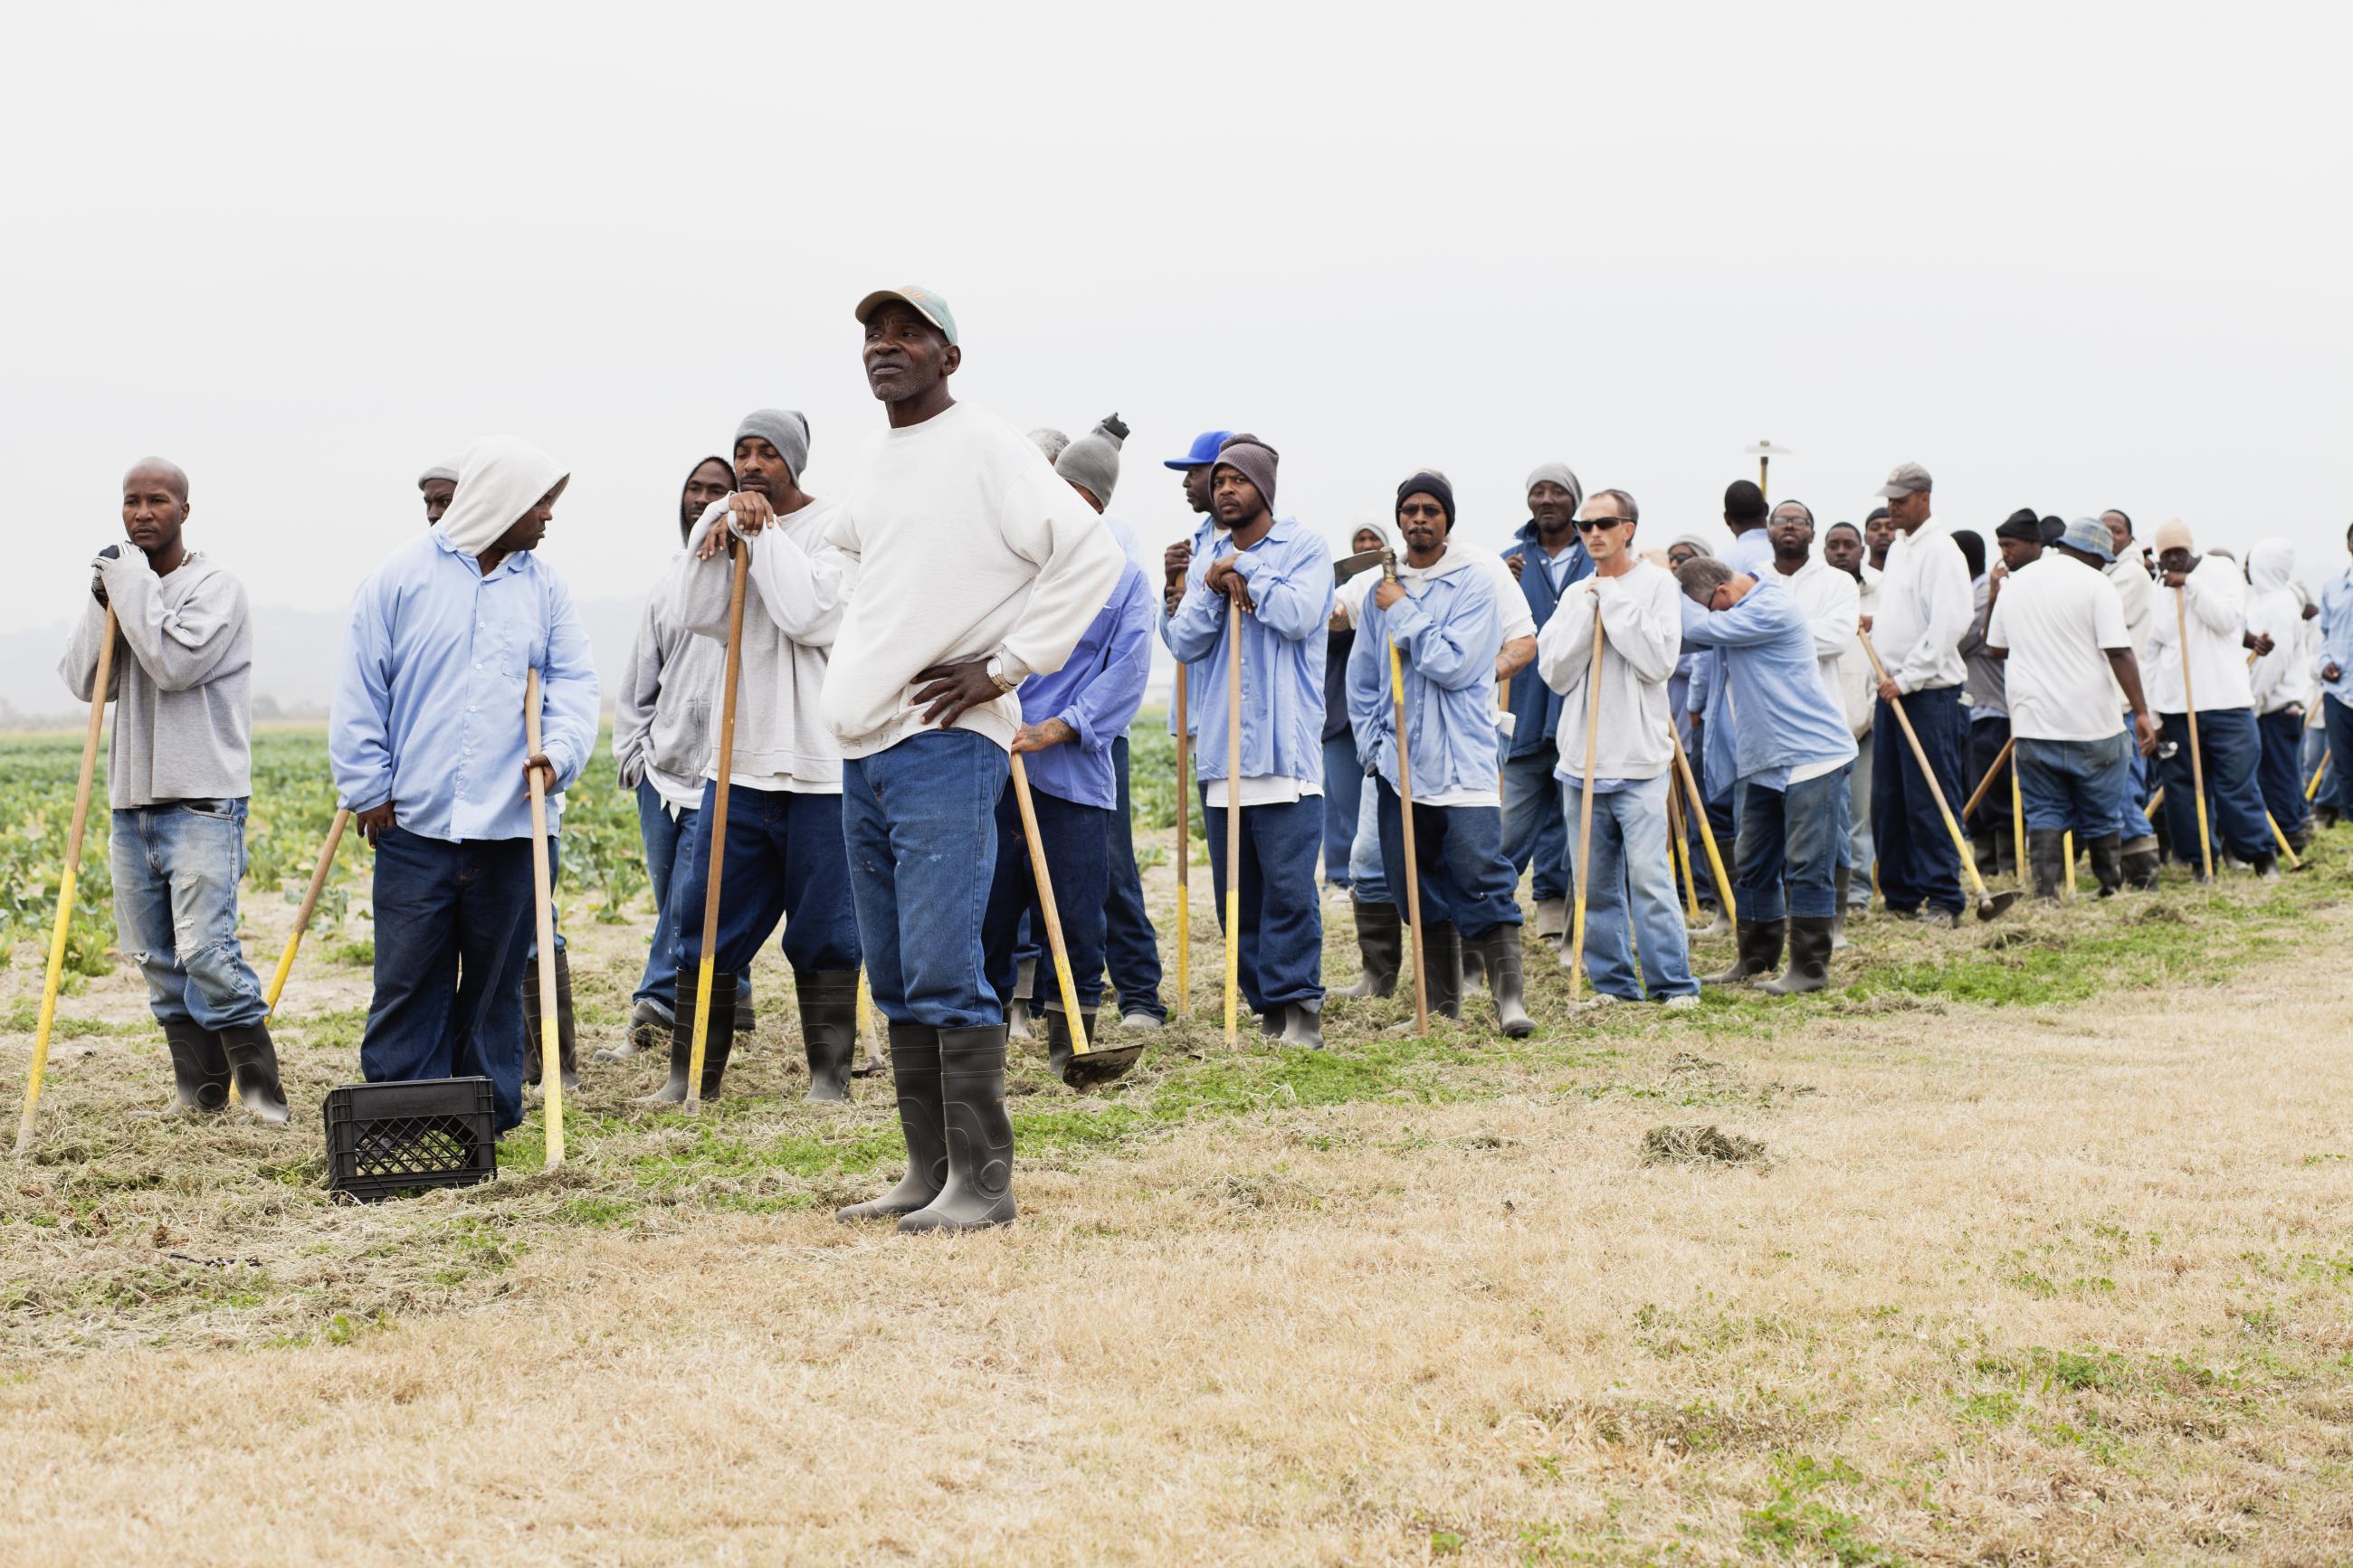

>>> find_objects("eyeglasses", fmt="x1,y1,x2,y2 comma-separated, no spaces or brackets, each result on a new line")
1575,517,1626,532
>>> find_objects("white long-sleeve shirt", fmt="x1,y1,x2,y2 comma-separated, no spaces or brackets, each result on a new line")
1872,516,1973,693
2146,555,2253,714
1777,556,1861,703
1535,560,1681,783
1833,565,1881,737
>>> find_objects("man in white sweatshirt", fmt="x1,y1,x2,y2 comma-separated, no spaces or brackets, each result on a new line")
62,457,287,1123
2100,508,2163,882
1535,489,1697,1005
655,410,862,1105
1824,522,1880,916
2147,518,2276,878
2245,538,2314,851
827,287,1122,1234
1866,462,1973,926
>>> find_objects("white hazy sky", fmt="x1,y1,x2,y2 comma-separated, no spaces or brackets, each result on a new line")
6,0,2350,622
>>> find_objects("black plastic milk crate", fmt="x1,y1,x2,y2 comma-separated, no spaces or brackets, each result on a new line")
324,1078,498,1202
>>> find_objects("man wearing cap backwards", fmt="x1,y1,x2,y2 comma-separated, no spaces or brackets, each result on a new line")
1349,472,1531,1037
2144,518,2277,878
2245,538,2315,852
1959,511,2044,876
1163,433,1335,1046
331,435,599,1136
1866,462,1973,926
1982,518,2161,898
1500,462,1593,942
1824,521,1881,914
826,288,1123,1234
1536,489,1699,1006
649,412,862,1105
2099,508,2164,879
1673,552,1857,993
418,463,459,525
62,457,288,1124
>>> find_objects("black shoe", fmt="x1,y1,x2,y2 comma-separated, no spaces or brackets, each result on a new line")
1758,917,1834,994
217,1020,290,1125
795,968,860,1103
1472,927,1534,1039
2028,829,2066,901
2087,833,2123,898
1279,999,1325,1050
1339,901,1401,1000
137,1020,232,1116
642,961,738,1104
1705,920,1784,985
837,1024,946,1221
899,1026,1017,1233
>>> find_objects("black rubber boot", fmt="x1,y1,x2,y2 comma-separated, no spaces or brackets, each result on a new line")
600,997,671,1063
795,968,860,1103
2028,829,2066,901
735,984,757,1035
217,1021,290,1125
1339,901,1401,1000
1705,921,1783,985
836,1024,946,1221
1044,1007,1098,1080
1472,928,1534,1039
2087,832,2124,898
1005,958,1036,1042
899,1025,1016,1233
1259,1006,1287,1037
1422,921,1463,1021
138,1020,232,1116
641,962,738,1104
520,951,579,1088
2121,835,2161,889
1758,917,1833,995
1460,943,1487,995
1831,868,1853,951
1280,998,1325,1050
523,957,543,1087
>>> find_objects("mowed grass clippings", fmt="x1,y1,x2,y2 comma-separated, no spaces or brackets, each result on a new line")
1,723,2350,1563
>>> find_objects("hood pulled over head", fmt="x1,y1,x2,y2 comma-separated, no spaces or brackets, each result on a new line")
438,435,569,557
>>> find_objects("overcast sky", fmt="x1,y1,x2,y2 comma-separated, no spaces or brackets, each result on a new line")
7,1,2349,627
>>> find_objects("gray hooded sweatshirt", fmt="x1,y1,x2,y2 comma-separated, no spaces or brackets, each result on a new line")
61,550,253,808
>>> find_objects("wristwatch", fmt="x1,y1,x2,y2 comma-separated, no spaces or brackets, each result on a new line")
985,654,1020,693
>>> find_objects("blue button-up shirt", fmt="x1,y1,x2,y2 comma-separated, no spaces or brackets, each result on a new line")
1500,522,1592,755
1348,555,1506,798
1680,580,1855,790
1163,516,1333,783
1019,560,1154,809
2319,567,2353,704
331,530,599,841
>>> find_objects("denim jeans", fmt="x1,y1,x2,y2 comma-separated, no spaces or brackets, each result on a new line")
362,827,535,1133
2156,708,2272,865
1688,731,1738,911
1201,794,1326,1013
1559,775,1698,1000
1501,750,1570,902
1374,780,1524,942
1321,734,1364,890
1348,783,1390,905
1870,686,1966,916
1101,736,1165,1020
2327,697,2353,818
2256,709,2311,836
629,779,752,1014
985,786,1109,1012
674,780,861,975
2015,734,2131,836
1733,765,1850,921
2117,716,2158,841
843,730,1007,1028
1845,741,1875,903
110,799,267,1031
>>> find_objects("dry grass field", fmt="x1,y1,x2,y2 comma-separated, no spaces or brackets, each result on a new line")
4,810,2351,1564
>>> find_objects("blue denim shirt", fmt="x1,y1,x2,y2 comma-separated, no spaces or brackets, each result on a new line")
1018,559,1154,810
1163,517,1333,783
1348,554,1507,798
2319,567,2353,704
1500,522,1592,755
331,530,600,841
1680,579,1856,790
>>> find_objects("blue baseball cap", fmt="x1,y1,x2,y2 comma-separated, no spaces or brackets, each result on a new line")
1164,429,1234,470
2057,517,2117,563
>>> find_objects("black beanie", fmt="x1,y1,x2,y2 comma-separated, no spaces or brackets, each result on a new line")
1995,508,2042,544
1396,471,1455,533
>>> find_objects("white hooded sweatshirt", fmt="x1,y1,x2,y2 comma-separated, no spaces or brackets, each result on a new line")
2245,538,2311,716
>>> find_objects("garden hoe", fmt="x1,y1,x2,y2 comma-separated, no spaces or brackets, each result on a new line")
1173,661,1190,1019
1564,605,1606,1003
1857,630,2017,920
262,808,350,1018
1669,727,1733,936
1378,554,1432,1035
2173,588,2216,881
1224,606,1244,1049
1010,753,1144,1088
524,670,566,1167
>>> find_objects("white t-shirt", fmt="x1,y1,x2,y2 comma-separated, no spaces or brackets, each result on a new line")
1983,556,2129,741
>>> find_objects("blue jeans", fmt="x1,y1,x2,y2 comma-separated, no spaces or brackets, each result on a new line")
631,781,753,1015
985,786,1109,1012
1501,749,1570,902
674,780,861,975
1348,782,1389,905
1559,775,1697,1000
1374,780,1524,942
1101,737,1165,1019
1870,686,1966,916
2118,718,2158,841
1689,731,1738,910
843,730,1007,1028
110,799,266,1031
2156,708,2272,866
2016,735,2131,836
362,827,535,1134
1733,765,1850,921
1844,743,1874,902
1201,794,1326,1013
2256,709,2311,836
2327,697,2353,817
1321,734,1364,889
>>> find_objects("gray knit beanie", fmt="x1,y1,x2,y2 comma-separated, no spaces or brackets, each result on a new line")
733,408,811,481
1523,461,1584,515
1055,413,1129,507
1213,432,1279,514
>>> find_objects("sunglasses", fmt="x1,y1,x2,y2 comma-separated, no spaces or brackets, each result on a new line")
1575,516,1627,532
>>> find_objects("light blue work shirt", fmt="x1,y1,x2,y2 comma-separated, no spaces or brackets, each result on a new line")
331,529,599,841
1680,578,1856,791
2318,567,2353,704
1018,559,1154,809
1347,554,1506,799
1725,528,1775,576
1163,516,1333,783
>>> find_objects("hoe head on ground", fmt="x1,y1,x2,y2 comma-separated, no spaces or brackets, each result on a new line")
1060,1041,1146,1091
1977,888,2020,921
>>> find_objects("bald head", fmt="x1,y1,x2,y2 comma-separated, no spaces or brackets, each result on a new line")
124,457,189,502
120,457,191,570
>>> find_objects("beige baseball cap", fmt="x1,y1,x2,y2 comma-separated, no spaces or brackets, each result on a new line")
1876,461,1932,499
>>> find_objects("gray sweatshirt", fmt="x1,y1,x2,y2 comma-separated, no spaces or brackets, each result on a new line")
663,498,853,793
613,554,728,810
60,551,253,808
